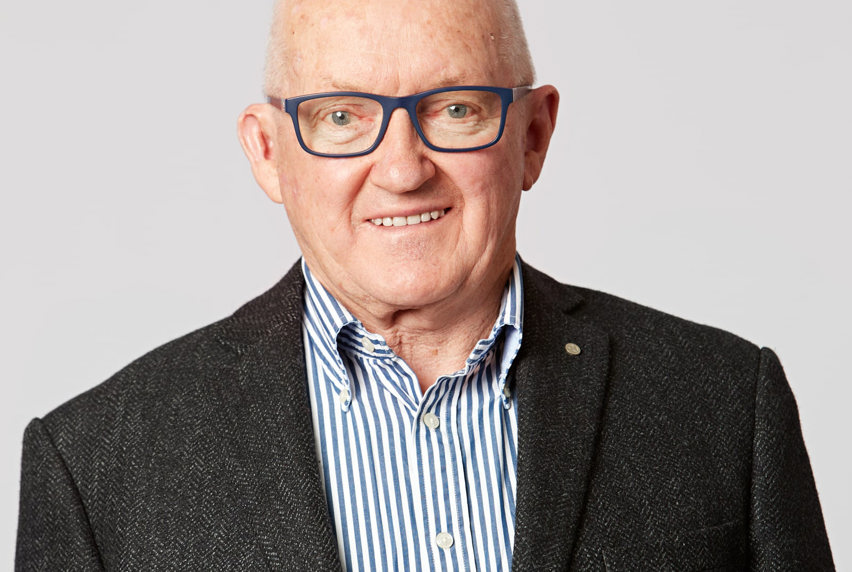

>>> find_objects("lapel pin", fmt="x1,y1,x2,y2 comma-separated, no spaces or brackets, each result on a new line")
564,343,582,356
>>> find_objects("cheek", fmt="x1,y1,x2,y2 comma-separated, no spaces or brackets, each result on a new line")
279,156,370,233
456,149,524,213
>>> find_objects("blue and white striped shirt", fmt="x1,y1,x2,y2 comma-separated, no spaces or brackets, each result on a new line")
302,257,524,571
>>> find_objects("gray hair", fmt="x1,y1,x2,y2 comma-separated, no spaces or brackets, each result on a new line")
263,0,536,96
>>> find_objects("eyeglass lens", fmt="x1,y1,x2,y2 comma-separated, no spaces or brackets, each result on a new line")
295,90,504,155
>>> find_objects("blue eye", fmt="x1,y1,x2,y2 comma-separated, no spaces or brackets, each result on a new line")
447,104,468,119
331,111,351,126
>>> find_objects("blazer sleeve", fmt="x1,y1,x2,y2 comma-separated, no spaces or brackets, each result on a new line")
749,348,834,570
16,418,104,571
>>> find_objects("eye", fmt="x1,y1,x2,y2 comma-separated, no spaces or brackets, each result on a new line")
446,104,468,119
331,110,351,126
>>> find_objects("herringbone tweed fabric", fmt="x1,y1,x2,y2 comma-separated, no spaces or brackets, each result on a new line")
16,262,833,571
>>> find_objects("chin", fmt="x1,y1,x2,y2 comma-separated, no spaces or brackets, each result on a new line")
362,273,460,311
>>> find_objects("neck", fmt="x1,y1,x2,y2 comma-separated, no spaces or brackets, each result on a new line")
374,295,504,394
323,265,511,394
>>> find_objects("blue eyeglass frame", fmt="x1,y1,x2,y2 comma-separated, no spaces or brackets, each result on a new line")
267,85,532,158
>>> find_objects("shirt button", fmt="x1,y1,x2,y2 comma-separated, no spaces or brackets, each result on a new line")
362,337,375,353
565,342,582,356
502,385,511,399
435,532,454,549
423,412,440,430
338,389,350,411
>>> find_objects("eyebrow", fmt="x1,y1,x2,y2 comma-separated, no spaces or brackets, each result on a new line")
328,81,369,92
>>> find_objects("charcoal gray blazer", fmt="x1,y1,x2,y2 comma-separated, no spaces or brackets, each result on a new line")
16,262,833,571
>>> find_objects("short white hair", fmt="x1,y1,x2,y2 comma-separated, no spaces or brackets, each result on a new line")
263,0,536,96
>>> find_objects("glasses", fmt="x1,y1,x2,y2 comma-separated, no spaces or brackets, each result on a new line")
267,85,531,158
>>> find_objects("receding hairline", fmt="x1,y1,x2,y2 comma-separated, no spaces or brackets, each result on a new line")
263,0,536,96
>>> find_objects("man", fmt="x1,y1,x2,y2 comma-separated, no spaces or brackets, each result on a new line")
16,0,833,570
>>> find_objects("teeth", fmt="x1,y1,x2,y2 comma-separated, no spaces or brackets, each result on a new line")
371,209,446,227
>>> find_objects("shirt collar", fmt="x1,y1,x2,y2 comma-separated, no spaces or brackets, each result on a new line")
301,255,524,408
476,256,524,408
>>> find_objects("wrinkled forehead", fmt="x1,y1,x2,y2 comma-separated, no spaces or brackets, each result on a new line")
280,0,509,93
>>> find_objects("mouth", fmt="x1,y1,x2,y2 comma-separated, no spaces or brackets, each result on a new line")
369,208,449,227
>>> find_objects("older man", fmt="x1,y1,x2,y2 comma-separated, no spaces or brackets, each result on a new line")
16,0,832,570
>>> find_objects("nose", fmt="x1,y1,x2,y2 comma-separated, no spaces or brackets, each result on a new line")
368,108,436,193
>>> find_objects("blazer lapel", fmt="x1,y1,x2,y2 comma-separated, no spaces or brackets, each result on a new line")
512,264,611,571
213,264,341,571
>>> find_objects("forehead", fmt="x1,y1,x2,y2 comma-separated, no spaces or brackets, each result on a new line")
282,0,509,93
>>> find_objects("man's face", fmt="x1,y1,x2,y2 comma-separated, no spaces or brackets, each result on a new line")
255,0,550,321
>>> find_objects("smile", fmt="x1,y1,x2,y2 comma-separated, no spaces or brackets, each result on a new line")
370,209,448,227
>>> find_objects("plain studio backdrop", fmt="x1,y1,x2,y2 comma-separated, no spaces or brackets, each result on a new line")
1,0,849,567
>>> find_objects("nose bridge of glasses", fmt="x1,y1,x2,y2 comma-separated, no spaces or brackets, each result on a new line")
376,95,430,149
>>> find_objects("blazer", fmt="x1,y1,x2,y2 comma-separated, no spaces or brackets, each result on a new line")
16,262,834,571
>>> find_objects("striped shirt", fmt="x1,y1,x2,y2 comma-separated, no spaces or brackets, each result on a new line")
302,257,524,572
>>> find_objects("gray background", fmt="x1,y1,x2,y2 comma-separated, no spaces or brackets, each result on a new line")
2,0,849,567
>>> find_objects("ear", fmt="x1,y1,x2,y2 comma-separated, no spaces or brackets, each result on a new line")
237,103,285,203
521,85,560,191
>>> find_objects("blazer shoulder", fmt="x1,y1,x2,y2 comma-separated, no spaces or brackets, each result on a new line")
522,262,762,377
581,285,756,349
38,316,230,445
38,261,306,448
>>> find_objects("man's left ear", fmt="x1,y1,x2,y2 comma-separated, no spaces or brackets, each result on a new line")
521,85,559,191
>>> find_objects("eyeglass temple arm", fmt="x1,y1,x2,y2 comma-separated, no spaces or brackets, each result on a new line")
512,86,533,101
